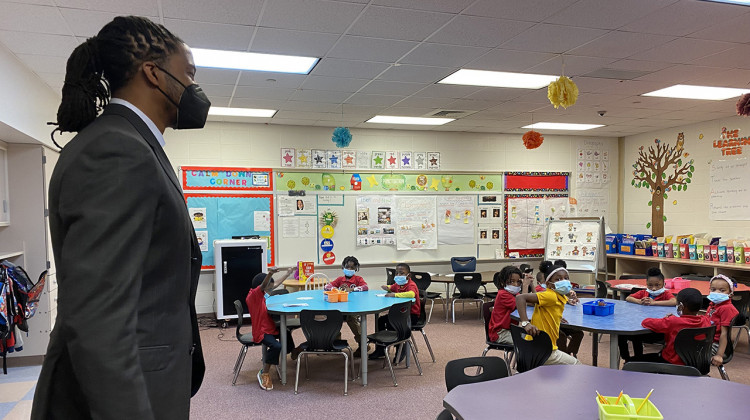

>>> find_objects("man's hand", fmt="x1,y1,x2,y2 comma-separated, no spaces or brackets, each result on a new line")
523,323,540,336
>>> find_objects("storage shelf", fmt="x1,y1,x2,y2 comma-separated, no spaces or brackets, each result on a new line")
0,251,23,260
606,253,750,283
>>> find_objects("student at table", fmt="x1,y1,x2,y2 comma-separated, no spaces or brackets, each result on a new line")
488,266,526,345
324,256,369,356
706,274,739,367
548,260,584,357
371,263,420,359
618,267,676,361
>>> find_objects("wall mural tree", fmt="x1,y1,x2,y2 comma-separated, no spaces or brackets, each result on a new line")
630,132,695,237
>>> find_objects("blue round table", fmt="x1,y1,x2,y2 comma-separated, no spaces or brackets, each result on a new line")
512,298,676,369
266,289,413,386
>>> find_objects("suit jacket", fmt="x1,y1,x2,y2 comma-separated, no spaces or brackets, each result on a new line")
32,104,205,420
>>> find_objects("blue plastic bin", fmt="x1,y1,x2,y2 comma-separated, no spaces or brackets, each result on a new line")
582,300,615,316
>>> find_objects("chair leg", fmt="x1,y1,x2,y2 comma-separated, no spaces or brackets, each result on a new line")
342,352,349,396
427,299,434,324
305,354,310,379
408,341,423,375
452,300,456,324
384,345,398,386
421,330,435,362
347,347,356,380
411,334,420,354
232,346,248,385
294,352,304,394
718,365,730,381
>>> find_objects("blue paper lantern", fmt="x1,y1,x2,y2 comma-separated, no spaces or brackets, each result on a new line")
332,126,352,148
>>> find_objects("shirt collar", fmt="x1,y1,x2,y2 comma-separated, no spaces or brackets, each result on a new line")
109,98,165,147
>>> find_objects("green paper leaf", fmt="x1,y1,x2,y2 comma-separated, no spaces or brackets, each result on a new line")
642,181,648,187
661,173,667,179
690,165,695,172
663,215,667,222
646,222,652,228
687,172,692,178
631,180,635,185
651,173,656,179
648,200,653,206
684,185,688,191
678,159,682,166
664,193,668,199
686,178,691,184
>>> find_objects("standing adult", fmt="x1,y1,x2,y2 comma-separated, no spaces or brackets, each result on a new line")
32,16,210,420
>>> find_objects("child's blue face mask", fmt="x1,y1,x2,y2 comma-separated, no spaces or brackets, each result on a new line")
264,292,270,300
707,292,730,304
553,280,572,295
649,287,666,297
394,275,408,285
343,268,356,277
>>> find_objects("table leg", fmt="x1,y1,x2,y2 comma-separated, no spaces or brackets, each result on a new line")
609,333,620,369
280,315,287,385
445,283,451,323
592,332,598,367
360,314,368,386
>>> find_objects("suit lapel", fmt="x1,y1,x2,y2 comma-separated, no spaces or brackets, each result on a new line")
102,104,183,194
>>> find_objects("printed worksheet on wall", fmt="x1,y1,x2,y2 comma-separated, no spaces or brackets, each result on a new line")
395,196,437,250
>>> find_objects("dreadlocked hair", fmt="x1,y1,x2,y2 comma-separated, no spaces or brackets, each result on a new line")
494,265,522,289
52,16,183,146
341,256,360,271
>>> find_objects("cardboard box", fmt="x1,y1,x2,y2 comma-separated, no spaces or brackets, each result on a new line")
718,246,727,262
673,243,681,259
727,247,735,263
688,244,697,260
709,245,718,262
665,243,674,258
680,243,689,259
745,248,750,264
734,246,744,264
651,242,659,256
657,243,665,258
697,245,705,261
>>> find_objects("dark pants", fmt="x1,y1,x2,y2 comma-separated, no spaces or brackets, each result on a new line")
629,352,668,364
261,331,295,366
557,326,584,356
618,333,664,361
377,313,420,332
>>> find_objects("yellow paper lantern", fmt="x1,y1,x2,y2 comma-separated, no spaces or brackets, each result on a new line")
547,76,579,109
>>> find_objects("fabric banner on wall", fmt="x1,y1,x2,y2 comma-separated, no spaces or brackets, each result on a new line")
395,196,437,250
437,195,475,245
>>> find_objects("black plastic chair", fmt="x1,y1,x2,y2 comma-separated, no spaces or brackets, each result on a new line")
717,315,737,381
618,275,643,280
412,272,444,323
674,325,716,376
438,356,509,420
595,280,609,299
510,324,552,373
232,300,264,386
386,267,395,285
622,361,701,377
451,273,484,323
451,256,476,272
409,291,435,363
367,301,422,386
481,301,514,370
269,288,301,329
730,290,750,351
295,310,355,396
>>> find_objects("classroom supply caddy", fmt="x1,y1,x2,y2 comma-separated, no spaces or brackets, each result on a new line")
583,300,615,316
596,395,662,420
671,277,689,291
324,289,349,302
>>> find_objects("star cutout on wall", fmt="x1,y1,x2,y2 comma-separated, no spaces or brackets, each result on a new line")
283,153,293,163
344,155,354,164
299,154,308,163
401,156,410,165
314,155,324,164
373,155,383,165
330,154,338,164
415,155,425,166
429,157,438,166
387,156,397,165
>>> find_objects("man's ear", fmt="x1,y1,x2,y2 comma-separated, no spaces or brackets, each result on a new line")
141,61,162,88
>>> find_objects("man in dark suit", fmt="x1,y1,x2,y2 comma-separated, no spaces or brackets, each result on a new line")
32,16,210,420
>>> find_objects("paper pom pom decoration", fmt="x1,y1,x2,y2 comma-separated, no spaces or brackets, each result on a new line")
547,76,579,109
332,126,352,148
522,130,544,149
737,93,750,117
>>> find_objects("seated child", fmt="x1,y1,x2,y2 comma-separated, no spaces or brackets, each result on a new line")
515,263,582,366
706,274,739,367
245,267,302,391
631,288,711,365
371,263,420,359
325,256,369,355
535,261,553,292
618,267,676,361
488,266,526,345
547,259,584,357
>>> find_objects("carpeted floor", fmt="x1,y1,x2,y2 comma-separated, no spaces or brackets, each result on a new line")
189,304,750,420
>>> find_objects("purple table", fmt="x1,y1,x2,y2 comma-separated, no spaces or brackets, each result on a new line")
444,364,750,420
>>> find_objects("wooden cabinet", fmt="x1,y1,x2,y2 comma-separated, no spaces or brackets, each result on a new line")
606,254,750,284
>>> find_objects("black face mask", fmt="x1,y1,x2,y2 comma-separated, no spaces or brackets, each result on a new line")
155,65,211,130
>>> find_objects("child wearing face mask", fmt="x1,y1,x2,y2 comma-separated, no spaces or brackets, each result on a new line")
705,274,739,367
245,267,302,391
630,288,711,365
488,266,528,344
515,264,581,365
370,263,420,359
618,267,676,361
325,256,369,356
547,260,584,357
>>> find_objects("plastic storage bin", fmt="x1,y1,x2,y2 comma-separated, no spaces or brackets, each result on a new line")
672,278,690,291
597,394,663,420
583,300,615,316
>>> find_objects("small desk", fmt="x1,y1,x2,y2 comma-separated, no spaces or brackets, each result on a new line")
281,279,308,292
266,290,413,386
443,364,750,420
606,278,750,300
512,298,675,369
432,271,496,322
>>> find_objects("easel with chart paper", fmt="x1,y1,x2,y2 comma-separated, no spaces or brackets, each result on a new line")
544,217,606,279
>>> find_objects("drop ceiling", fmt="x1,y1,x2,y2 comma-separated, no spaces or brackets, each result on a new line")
1,0,750,136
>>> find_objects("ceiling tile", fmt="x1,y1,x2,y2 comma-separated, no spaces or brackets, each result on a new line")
377,65,453,83
200,84,237,97
379,106,440,117
606,59,673,73
232,86,295,100
260,0,365,33
688,13,750,43
327,36,419,62
55,0,158,16
289,89,353,103
162,0,263,26
280,101,341,112
620,0,750,36
544,0,677,30
206,96,230,107
391,96,453,108
59,8,141,37
462,88,526,103
237,71,306,88
195,68,240,85
691,44,750,70
0,2,70,35
400,43,490,67
410,83,483,99
311,59,390,79
359,80,428,96
526,55,617,77
629,37,737,64
300,75,370,92
164,19,254,51
229,98,286,109
346,93,405,107
251,27,339,56
692,68,750,87
347,5,452,41
0,30,78,57
568,31,676,59
427,15,534,48
466,49,556,72
463,0,578,22
634,65,724,84
16,53,68,74
444,98,500,111
499,24,609,54
371,0,474,14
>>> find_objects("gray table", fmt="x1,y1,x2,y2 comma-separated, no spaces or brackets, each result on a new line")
512,298,675,369
443,364,750,420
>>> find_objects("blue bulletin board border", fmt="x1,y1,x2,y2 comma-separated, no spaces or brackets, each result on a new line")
185,193,275,269
182,166,273,191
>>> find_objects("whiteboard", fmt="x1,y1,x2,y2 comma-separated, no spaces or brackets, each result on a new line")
709,158,750,221
544,217,605,273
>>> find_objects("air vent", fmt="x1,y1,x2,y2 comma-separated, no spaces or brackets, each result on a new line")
583,68,653,80
424,109,476,118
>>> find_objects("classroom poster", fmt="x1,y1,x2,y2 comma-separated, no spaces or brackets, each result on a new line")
355,196,396,247
395,196,437,250
546,221,599,261
189,207,207,229
195,230,208,252
281,218,299,238
437,195,475,245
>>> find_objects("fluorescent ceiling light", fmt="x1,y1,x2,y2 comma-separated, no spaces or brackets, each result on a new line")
523,122,604,131
642,84,750,100
700,1,750,6
438,69,558,89
192,48,318,74
208,107,277,118
366,116,454,125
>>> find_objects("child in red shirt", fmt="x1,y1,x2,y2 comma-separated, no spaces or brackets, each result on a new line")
706,274,739,367
619,267,677,361
488,266,527,344
324,256,369,355
371,263,420,359
245,267,302,391
631,288,712,365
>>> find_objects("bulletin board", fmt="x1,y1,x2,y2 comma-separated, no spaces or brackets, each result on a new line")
185,193,274,269
544,217,606,274
504,194,569,258
181,166,273,191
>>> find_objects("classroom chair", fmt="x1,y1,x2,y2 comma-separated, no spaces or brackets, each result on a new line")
295,310,355,396
232,300,274,386
622,361,701,377
411,272,444,323
730,291,749,352
595,280,609,299
269,288,301,329
451,273,484,323
367,301,422,386
385,267,395,286
304,273,329,290
509,324,552,373
408,291,435,363
673,325,716,376
480,301,514,371
716,319,735,381
450,256,476,272
437,356,510,420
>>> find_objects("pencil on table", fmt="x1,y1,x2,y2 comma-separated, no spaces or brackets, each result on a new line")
636,389,654,413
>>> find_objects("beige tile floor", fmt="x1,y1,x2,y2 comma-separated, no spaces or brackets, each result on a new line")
0,365,40,420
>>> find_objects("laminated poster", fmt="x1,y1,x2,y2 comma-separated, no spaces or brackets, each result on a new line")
189,207,207,229
395,196,437,250
356,196,396,247
254,211,271,231
195,230,208,252
437,195,475,245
